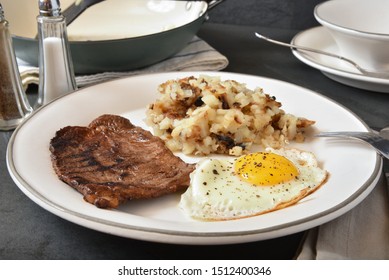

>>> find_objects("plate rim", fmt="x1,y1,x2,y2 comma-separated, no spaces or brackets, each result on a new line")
6,71,383,244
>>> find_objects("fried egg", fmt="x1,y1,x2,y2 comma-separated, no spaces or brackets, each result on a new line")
179,148,328,221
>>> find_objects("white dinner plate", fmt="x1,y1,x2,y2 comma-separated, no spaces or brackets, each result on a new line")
292,26,389,93
7,72,382,245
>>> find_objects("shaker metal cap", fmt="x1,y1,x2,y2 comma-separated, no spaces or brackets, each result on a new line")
39,0,62,16
0,3,5,21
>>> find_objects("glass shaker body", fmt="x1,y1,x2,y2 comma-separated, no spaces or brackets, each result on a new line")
36,15,77,108
0,13,32,130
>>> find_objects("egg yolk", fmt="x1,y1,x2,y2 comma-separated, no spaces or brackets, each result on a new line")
234,152,299,186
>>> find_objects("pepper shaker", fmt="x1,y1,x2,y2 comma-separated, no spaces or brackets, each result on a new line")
36,0,77,108
0,4,33,130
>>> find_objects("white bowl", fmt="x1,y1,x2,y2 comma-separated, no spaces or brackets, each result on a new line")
314,0,389,72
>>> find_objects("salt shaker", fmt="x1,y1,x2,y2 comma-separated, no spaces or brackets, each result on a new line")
36,0,77,108
0,4,33,130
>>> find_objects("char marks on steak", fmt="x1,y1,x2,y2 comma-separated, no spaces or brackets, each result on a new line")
49,114,195,209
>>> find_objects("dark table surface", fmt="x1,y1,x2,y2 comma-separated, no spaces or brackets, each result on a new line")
1,22,388,260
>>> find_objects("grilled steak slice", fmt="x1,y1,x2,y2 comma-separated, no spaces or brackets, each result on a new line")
49,114,195,209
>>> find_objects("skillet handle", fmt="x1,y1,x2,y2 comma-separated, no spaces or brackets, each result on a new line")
207,0,225,11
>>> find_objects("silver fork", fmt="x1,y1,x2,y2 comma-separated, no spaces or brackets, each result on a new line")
316,128,389,160
254,32,389,79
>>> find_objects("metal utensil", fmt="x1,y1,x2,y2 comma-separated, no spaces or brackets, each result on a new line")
255,32,389,79
316,127,389,160
379,126,389,140
62,0,105,25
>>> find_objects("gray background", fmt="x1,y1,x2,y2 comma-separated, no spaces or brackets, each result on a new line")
208,0,325,29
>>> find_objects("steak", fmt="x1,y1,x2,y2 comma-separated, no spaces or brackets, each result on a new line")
49,114,195,209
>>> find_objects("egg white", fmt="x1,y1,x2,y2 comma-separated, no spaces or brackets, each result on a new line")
179,148,328,221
